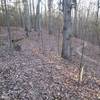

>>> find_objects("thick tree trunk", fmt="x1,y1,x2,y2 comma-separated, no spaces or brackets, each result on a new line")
62,0,72,59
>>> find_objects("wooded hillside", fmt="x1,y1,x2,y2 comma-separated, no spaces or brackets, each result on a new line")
0,0,100,99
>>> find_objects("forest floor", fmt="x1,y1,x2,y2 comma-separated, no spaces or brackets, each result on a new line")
0,27,100,100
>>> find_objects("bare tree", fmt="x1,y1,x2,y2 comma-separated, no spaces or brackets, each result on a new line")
78,40,85,83
29,0,33,29
18,0,24,27
78,4,91,83
44,0,47,30
96,0,100,51
32,0,35,28
22,0,31,37
73,0,78,37
4,0,13,50
61,0,72,59
96,0,100,22
34,0,41,31
1,0,5,26
48,0,53,34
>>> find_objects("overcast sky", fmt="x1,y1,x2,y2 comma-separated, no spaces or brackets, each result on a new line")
7,0,97,9
34,0,97,7
6,0,97,14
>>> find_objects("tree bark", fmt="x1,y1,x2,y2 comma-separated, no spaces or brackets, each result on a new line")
29,0,33,29
48,0,53,34
22,0,31,37
96,0,100,51
18,0,23,27
1,0,5,26
61,0,72,59
73,0,78,37
32,0,35,29
4,0,13,51
34,0,41,31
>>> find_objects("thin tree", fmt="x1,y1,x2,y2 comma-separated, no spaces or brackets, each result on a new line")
78,40,85,83
96,0,100,22
1,0,5,26
57,1,63,55
29,0,33,29
18,0,23,27
4,0,13,50
14,0,19,28
32,0,35,28
95,0,100,52
40,4,45,54
22,0,31,37
78,3,91,83
73,0,78,37
45,0,47,30
34,0,41,31
48,0,53,34
61,0,72,59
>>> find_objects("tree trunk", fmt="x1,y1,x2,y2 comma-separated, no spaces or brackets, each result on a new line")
4,0,13,51
22,0,31,37
73,0,78,37
32,0,35,29
45,0,47,30
34,0,41,31
96,0,100,51
18,0,23,27
61,0,72,59
48,0,53,34
1,0,5,26
79,41,85,83
29,0,33,29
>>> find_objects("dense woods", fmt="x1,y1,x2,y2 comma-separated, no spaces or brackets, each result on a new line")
0,0,100,99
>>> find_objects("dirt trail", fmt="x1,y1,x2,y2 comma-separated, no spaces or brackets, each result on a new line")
76,41,100,65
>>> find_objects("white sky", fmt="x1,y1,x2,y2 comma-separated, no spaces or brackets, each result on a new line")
6,0,97,9
4,0,98,14
39,0,97,13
